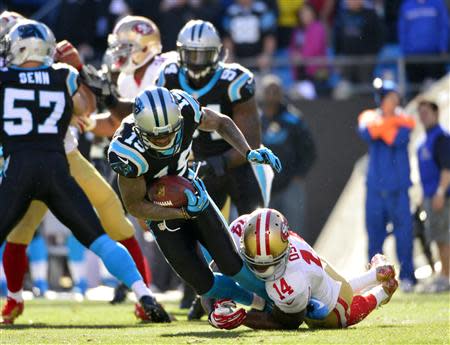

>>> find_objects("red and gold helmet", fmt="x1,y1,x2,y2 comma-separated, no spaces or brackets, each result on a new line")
107,16,161,74
240,208,290,281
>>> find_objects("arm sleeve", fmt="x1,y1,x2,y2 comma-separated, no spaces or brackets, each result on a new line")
435,135,450,169
271,305,305,330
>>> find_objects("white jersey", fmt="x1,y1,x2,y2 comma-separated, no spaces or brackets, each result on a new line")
117,51,177,98
229,215,341,314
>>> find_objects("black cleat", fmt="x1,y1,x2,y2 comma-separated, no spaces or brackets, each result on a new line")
110,283,129,305
139,295,171,323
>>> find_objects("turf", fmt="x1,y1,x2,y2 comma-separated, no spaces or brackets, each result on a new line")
0,292,449,345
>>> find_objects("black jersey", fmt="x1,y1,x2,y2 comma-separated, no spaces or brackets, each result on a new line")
108,89,202,185
157,62,255,159
0,63,79,155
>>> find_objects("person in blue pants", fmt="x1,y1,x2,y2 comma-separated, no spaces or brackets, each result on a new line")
357,79,416,291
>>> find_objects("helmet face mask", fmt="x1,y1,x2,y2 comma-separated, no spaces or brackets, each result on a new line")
178,45,221,80
240,209,291,281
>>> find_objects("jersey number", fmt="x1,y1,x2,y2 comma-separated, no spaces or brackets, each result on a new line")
288,247,322,268
273,278,294,301
3,88,65,136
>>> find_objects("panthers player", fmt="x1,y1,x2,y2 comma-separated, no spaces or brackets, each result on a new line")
0,12,154,323
208,208,399,330
157,20,271,214
108,86,281,311
0,20,169,323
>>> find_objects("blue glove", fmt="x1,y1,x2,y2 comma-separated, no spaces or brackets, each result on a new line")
247,147,282,173
306,298,329,320
183,178,210,218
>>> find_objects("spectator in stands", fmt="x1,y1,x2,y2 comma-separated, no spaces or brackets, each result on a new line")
417,100,450,292
276,0,304,48
358,79,416,292
334,0,383,84
398,0,449,86
260,75,316,232
289,3,329,96
222,0,277,71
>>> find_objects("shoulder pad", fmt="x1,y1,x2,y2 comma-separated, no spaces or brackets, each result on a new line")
221,63,255,103
172,89,202,123
108,126,149,177
52,62,80,96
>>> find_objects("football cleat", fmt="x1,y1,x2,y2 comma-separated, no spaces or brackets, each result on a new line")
138,295,171,323
134,303,150,322
110,283,129,304
369,254,396,282
1,297,24,324
381,278,398,305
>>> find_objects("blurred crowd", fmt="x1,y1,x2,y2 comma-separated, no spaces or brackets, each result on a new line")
1,0,449,98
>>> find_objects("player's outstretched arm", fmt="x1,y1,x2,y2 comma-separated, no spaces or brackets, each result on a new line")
118,175,186,222
199,107,282,172
199,107,252,158
72,84,97,118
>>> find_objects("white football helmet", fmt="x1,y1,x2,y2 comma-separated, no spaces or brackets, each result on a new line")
133,87,183,158
177,20,222,80
108,16,162,74
3,19,55,66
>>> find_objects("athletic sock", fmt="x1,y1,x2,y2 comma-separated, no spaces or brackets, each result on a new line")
348,269,377,293
203,272,255,306
119,237,151,286
67,235,88,293
89,234,142,288
347,293,378,326
7,289,23,302
131,280,153,300
4,242,28,295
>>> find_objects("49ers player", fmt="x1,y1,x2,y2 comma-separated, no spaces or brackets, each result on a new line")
209,209,398,330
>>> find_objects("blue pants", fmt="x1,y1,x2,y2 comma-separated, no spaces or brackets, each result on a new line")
365,188,415,281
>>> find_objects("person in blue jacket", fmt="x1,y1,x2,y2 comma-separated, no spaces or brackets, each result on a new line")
398,0,449,85
417,100,450,292
358,79,416,292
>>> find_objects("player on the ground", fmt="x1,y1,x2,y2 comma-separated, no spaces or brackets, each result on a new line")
157,20,272,214
108,85,281,311
0,11,154,323
0,20,169,324
208,208,398,330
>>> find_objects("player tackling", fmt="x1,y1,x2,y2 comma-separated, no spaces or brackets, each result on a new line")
208,208,398,330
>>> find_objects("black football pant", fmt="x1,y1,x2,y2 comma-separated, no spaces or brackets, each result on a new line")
202,162,264,215
0,150,105,247
148,201,243,295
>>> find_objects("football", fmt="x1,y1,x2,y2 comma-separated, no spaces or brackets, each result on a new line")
148,175,195,208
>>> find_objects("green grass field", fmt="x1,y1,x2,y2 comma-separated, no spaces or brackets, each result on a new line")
1,292,449,345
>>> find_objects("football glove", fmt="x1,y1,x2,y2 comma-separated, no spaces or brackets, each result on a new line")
183,178,209,218
208,299,247,330
306,298,329,320
55,40,82,71
247,147,282,173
